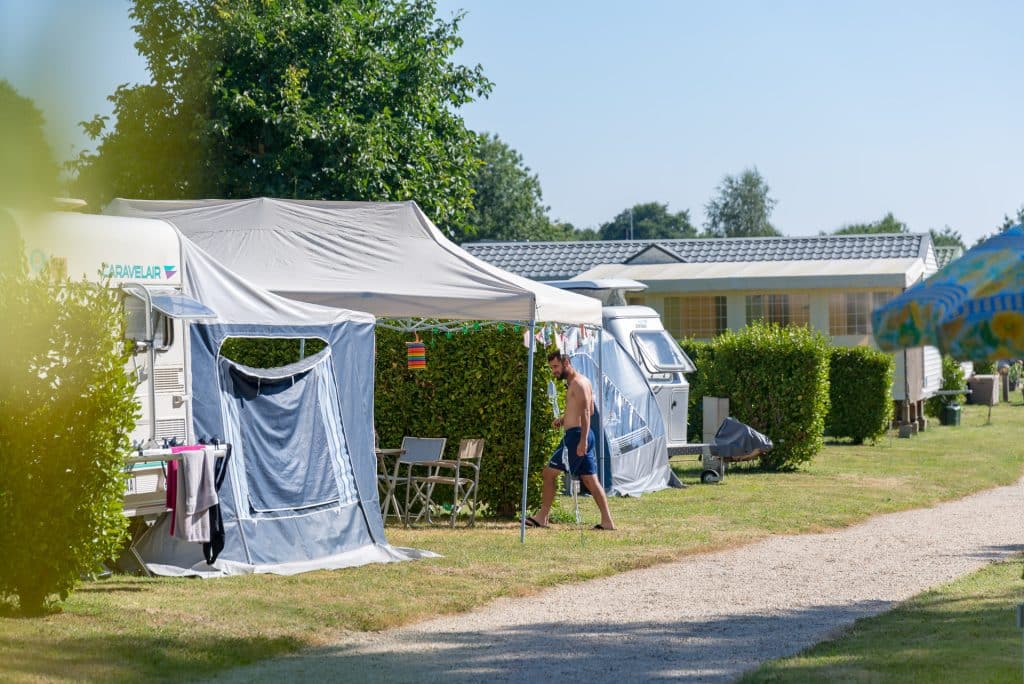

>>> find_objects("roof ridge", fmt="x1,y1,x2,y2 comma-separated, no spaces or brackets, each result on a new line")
464,232,927,247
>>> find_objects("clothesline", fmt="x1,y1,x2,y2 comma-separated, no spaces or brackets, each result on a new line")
125,446,230,465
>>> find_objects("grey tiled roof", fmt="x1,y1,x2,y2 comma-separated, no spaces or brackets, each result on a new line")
934,245,963,269
464,233,929,280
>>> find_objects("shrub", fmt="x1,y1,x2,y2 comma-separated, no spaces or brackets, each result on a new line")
973,359,995,375
925,355,967,418
679,338,715,443
0,244,138,614
374,325,558,517
704,322,831,470
826,347,894,443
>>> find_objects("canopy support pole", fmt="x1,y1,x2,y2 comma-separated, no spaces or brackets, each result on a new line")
520,318,537,544
597,327,605,487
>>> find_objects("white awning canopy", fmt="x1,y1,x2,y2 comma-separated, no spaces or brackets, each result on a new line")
106,198,602,326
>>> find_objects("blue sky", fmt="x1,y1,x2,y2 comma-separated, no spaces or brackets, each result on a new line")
4,1,1023,243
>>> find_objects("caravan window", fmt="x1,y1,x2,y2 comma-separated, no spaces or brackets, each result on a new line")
631,330,696,375
124,296,173,352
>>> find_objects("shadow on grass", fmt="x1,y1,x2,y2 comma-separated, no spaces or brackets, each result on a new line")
1,632,304,683
822,438,880,447
739,584,1024,683
0,598,66,618
208,600,910,683
76,582,147,594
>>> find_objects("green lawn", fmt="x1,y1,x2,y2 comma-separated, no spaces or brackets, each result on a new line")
3,402,1023,682
740,556,1024,683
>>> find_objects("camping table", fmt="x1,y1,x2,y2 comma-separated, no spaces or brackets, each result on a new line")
375,448,406,522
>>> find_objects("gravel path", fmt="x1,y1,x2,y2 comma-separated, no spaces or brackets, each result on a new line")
212,480,1023,683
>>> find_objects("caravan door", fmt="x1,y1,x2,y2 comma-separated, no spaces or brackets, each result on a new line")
667,389,688,444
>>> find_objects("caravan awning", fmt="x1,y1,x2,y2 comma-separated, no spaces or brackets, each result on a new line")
125,286,217,320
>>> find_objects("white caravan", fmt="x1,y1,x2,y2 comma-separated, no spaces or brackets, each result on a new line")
545,280,697,455
6,210,216,515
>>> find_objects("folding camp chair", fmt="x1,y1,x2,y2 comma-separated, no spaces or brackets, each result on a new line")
408,438,485,527
400,437,447,526
376,447,407,522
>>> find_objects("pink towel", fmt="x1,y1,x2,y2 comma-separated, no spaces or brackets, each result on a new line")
166,461,178,536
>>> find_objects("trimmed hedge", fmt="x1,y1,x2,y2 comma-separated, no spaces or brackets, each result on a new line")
679,338,715,443
702,322,831,470
375,326,558,517
925,355,967,418
825,347,894,443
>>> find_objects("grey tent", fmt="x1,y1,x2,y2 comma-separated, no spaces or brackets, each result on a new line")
564,330,673,496
135,233,433,576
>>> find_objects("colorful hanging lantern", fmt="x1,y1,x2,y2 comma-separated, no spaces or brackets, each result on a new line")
406,339,426,370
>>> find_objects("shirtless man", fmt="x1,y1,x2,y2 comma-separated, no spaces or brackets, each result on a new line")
526,351,616,530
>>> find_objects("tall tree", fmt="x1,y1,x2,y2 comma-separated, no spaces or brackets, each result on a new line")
831,212,907,235
998,206,1024,232
462,133,563,243
72,0,491,237
599,202,696,240
571,226,601,241
929,225,965,250
971,205,1024,246
703,167,780,237
0,80,59,210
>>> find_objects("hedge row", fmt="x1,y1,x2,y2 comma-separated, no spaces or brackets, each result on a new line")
374,326,557,517
826,346,894,443
704,323,831,470
683,327,900,459
679,339,714,444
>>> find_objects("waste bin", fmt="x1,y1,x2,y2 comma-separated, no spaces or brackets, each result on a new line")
940,403,962,426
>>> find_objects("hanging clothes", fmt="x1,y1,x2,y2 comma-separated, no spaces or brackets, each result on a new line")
203,443,232,565
166,444,204,537
166,460,179,537
172,446,218,543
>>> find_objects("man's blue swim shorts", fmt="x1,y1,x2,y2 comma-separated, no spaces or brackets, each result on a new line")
547,427,597,476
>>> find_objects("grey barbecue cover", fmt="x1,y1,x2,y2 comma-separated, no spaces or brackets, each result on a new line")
710,417,773,458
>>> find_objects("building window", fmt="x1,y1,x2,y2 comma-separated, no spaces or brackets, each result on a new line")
828,292,894,335
664,296,727,339
745,294,810,327
626,294,646,306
